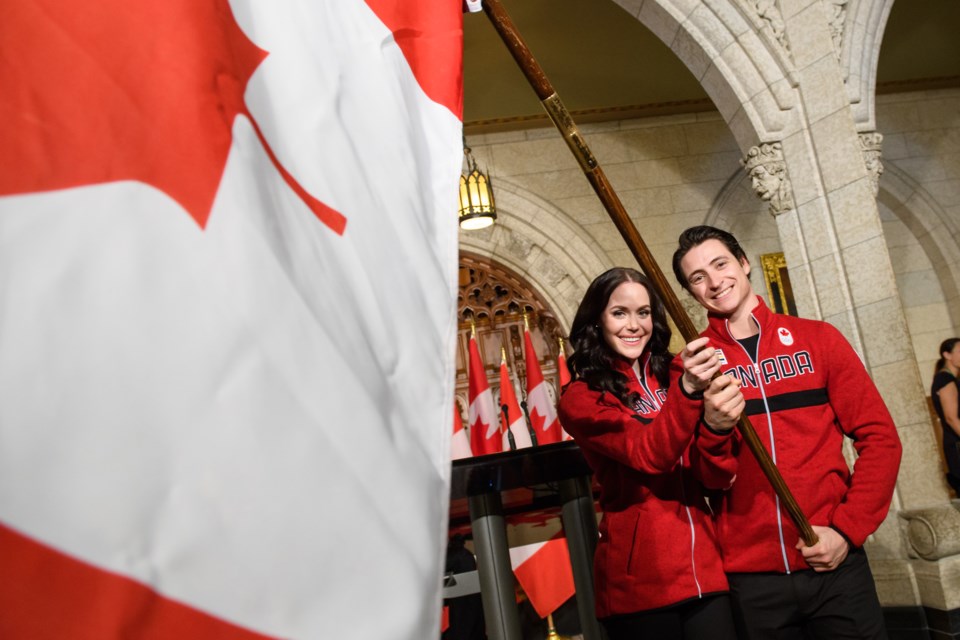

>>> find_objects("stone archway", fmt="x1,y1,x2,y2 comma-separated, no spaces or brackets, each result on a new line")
877,162,960,382
453,252,571,427
612,0,801,148
458,177,612,332
612,0,895,144
879,163,960,325
839,0,896,131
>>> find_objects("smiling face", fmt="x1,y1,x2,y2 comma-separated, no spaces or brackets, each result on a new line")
600,281,653,366
679,238,756,319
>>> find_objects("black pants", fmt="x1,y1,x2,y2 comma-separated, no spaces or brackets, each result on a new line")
727,548,886,640
944,436,960,495
601,593,738,640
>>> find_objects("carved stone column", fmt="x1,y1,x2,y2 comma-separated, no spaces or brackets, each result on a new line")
859,131,884,197
766,0,950,611
826,0,849,60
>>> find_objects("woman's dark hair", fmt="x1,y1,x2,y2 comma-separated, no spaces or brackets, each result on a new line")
566,268,672,407
936,338,960,376
672,225,749,290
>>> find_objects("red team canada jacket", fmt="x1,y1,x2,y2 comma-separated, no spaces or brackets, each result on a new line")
702,297,902,573
558,354,736,617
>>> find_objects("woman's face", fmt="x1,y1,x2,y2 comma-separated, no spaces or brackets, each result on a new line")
600,281,653,365
945,342,960,370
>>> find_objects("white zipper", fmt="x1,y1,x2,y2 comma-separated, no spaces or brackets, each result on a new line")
725,316,791,574
679,455,703,598
631,357,662,412
633,358,702,595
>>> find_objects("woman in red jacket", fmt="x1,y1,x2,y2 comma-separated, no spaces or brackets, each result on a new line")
558,267,743,639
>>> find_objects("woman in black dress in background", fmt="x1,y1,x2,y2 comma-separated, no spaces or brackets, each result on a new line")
932,338,960,495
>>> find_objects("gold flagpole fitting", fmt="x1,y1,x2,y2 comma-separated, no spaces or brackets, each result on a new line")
545,612,564,639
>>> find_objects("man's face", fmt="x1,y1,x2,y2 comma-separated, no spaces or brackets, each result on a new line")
679,239,754,317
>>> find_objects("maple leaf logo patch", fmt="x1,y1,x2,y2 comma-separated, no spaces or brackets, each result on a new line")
1,0,345,234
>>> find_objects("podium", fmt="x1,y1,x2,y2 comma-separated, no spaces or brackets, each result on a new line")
449,441,605,640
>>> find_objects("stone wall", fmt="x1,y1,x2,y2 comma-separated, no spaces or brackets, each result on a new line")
877,89,960,393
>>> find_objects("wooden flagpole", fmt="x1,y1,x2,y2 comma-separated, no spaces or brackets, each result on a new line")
479,0,817,546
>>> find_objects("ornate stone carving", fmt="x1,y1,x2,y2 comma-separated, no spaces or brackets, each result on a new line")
749,0,791,58
742,142,795,216
859,131,884,196
459,255,544,324
456,252,565,395
503,227,534,260
825,0,848,60
899,504,960,560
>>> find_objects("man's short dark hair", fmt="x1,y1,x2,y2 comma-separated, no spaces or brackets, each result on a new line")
672,225,749,290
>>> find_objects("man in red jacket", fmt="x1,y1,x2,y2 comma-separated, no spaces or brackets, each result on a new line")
671,225,902,639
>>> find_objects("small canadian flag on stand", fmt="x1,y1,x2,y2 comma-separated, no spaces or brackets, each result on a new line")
557,336,572,389
556,337,573,441
499,348,532,450
468,324,502,456
510,536,576,619
523,316,562,445
451,403,473,460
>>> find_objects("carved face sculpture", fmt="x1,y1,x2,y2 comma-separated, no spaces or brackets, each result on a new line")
750,164,781,202
865,152,884,177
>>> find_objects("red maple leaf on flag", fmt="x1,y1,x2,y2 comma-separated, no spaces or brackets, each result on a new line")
471,416,491,444
363,1,464,119
527,406,547,435
0,0,345,234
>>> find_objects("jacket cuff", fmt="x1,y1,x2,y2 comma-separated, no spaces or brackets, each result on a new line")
830,525,859,549
679,378,705,400
830,512,867,548
700,418,733,438
696,419,736,458
831,525,856,549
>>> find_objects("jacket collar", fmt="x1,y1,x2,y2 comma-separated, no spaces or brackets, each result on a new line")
612,350,650,383
705,294,771,338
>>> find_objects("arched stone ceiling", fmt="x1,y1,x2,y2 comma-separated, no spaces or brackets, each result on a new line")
464,0,960,138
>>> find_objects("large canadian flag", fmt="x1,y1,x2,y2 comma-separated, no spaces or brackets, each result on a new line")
523,327,563,445
0,1,462,638
468,332,501,456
